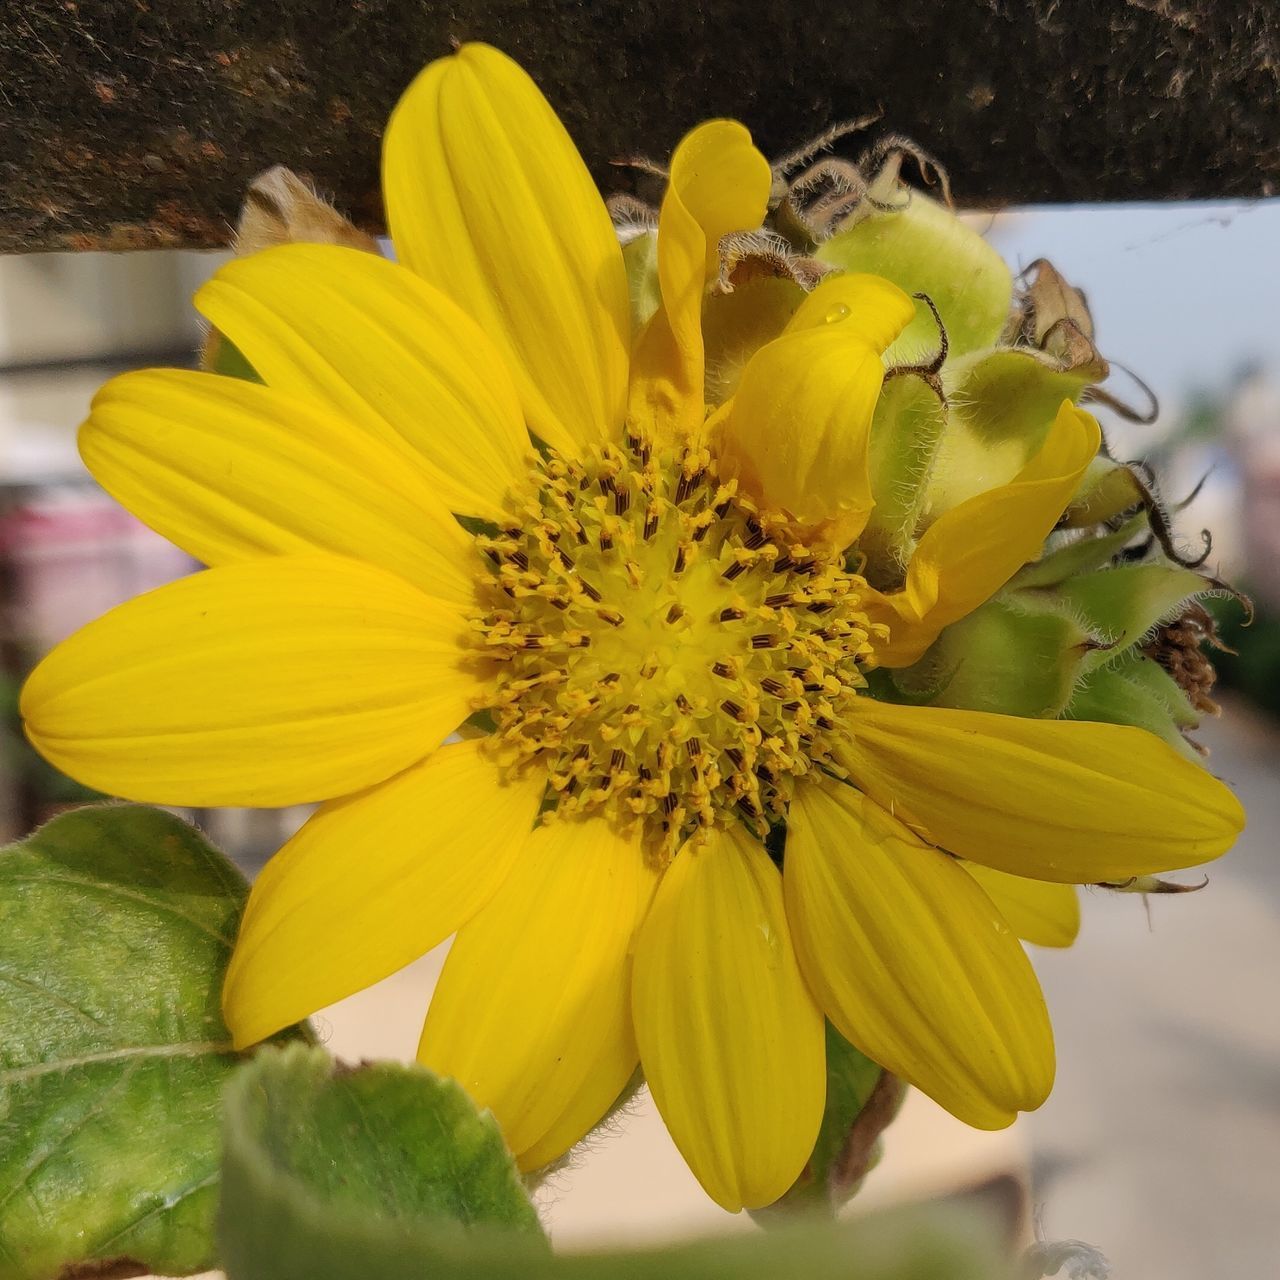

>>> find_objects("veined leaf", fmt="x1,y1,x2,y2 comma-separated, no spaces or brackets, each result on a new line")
220,1046,1001,1280
219,1044,545,1280
0,804,304,1280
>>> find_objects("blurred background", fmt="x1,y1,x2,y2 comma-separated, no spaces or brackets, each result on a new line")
1,203,1277,1275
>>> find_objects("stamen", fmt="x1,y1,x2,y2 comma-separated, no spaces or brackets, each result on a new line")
470,434,878,859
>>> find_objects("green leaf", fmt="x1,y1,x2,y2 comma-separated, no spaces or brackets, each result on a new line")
220,1045,1002,1280
0,803,302,1280
219,1043,544,1276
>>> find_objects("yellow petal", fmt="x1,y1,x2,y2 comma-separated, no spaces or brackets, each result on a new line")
872,401,1100,666
383,43,628,455
419,816,656,1168
716,274,915,541
835,699,1245,883
21,556,478,807
783,272,918,348
195,243,529,522
632,824,825,1211
224,739,543,1048
963,863,1081,948
786,781,1054,1128
81,368,477,610
628,121,772,444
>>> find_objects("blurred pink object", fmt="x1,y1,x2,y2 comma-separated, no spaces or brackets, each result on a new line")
1241,439,1280,616
1226,370,1280,615
0,484,192,650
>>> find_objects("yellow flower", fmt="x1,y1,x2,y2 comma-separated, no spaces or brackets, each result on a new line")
21,45,1243,1212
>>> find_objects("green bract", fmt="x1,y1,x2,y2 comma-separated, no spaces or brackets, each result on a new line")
891,522,1222,756
754,1024,896,1220
767,141,1221,757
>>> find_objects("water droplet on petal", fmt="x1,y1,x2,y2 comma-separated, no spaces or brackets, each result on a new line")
824,303,851,325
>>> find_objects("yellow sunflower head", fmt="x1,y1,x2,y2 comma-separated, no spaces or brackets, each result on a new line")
21,44,1244,1212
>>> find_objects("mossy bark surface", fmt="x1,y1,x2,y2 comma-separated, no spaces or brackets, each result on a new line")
2,0,1277,252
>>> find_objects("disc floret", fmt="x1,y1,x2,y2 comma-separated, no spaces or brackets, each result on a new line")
470,436,884,857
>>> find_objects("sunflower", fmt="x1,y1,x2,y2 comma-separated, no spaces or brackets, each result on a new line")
21,44,1243,1212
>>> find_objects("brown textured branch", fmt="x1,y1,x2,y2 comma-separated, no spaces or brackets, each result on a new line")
2,1,1277,253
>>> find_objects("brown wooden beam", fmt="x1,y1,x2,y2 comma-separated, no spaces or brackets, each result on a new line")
2,1,1277,253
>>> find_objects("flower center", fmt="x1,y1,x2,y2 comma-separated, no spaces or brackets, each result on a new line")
470,435,882,858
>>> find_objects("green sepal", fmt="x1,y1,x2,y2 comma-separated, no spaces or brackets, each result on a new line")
860,370,947,581
927,348,1091,513
755,1024,896,1222
1061,456,1146,528
220,1045,1001,1280
701,271,805,406
202,330,263,383
621,230,661,335
1013,514,1149,589
894,593,1092,718
0,804,307,1280
1055,562,1213,673
1065,651,1202,758
816,189,1012,358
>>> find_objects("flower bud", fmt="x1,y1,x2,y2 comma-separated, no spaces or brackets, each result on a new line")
815,152,1012,359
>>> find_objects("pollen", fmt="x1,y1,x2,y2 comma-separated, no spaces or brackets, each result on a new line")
470,435,884,858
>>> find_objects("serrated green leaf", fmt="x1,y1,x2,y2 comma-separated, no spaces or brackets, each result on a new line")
220,1045,1001,1280
0,803,302,1280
